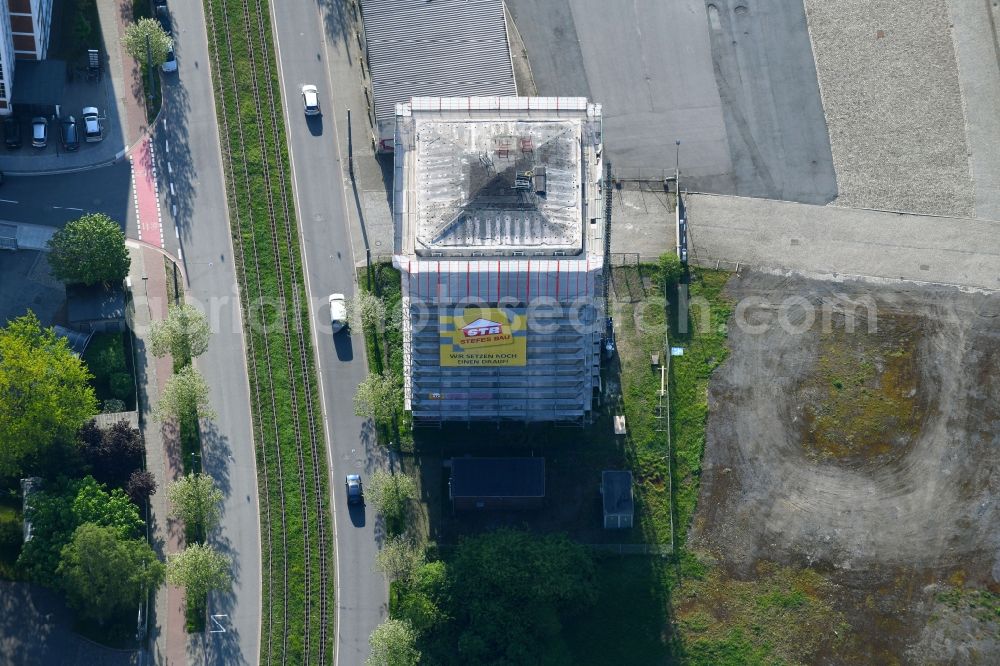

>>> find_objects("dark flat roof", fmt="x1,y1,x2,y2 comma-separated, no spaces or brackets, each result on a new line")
450,457,545,498
602,470,634,515
11,59,67,107
67,283,126,323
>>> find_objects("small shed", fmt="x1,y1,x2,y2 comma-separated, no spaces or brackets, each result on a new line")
449,457,545,511
67,283,126,332
601,471,634,529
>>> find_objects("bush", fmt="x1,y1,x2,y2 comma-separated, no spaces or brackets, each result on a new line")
109,372,133,401
126,470,157,505
102,399,126,414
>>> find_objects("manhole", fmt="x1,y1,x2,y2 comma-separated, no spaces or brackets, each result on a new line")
791,238,801,246
734,5,749,15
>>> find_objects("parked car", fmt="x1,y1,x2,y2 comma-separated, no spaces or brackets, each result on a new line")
345,474,363,505
31,117,47,148
156,5,173,35
61,117,80,151
162,47,177,73
302,84,320,116
82,108,102,142
4,117,21,149
328,293,347,333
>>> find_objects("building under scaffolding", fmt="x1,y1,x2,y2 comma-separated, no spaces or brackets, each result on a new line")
393,96,605,425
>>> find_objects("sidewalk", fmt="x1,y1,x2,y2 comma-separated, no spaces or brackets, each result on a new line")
128,242,187,666
96,0,149,151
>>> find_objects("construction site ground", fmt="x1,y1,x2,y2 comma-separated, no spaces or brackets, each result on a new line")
686,272,1000,663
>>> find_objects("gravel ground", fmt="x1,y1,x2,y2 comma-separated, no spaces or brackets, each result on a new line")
691,272,1000,661
804,0,975,216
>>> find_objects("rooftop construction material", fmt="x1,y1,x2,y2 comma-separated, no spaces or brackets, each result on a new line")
393,97,605,424
360,0,517,151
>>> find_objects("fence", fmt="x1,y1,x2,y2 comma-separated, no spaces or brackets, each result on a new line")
586,543,673,556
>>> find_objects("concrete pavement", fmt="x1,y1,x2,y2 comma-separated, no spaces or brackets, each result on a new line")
271,0,388,662
126,242,187,666
685,194,1000,291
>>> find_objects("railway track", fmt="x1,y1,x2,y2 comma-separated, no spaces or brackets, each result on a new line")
204,0,332,663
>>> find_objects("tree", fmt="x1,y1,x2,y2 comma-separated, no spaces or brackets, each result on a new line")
0,313,97,477
46,214,130,285
121,17,172,67
149,304,212,365
57,523,164,623
155,365,215,422
72,476,145,540
374,534,424,583
18,476,145,582
448,529,597,664
367,469,416,535
126,470,157,505
367,618,420,666
658,251,685,285
166,542,231,605
395,560,450,634
78,418,144,488
348,292,387,335
167,473,223,542
353,372,402,424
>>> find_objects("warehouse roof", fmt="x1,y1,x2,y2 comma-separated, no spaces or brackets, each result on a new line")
361,0,517,131
450,457,545,498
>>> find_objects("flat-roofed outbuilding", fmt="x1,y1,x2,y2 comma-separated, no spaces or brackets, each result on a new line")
449,457,545,511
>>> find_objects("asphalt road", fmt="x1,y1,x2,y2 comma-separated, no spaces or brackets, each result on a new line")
269,2,387,664
0,163,133,234
506,0,836,202
154,1,262,664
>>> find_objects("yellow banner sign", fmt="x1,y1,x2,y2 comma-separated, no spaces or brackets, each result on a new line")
440,307,527,367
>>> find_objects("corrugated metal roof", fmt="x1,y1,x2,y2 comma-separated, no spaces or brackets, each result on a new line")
361,0,517,128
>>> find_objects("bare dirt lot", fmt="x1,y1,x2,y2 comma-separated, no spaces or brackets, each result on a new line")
690,272,1000,662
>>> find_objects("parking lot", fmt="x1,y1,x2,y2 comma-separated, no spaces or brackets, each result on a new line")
506,0,837,203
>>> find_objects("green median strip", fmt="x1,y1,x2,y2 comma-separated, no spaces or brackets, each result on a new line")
202,0,331,662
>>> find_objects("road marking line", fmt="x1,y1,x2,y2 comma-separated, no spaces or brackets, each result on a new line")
0,199,18,204
66,207,84,212
175,225,179,238
170,182,175,197
168,162,173,174
165,139,170,153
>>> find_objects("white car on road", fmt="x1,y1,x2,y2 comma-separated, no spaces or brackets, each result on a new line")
329,293,347,333
302,84,320,116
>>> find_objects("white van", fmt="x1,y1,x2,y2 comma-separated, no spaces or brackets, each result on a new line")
328,293,347,333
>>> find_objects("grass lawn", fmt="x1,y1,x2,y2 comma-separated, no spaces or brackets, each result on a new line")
565,555,676,663
358,263,412,449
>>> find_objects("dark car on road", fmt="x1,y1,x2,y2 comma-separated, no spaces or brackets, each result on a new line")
61,117,80,151
4,117,21,149
345,474,363,505
156,5,172,35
